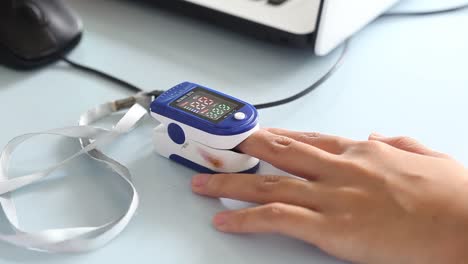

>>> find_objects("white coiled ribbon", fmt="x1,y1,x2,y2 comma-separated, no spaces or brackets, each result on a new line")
0,93,154,253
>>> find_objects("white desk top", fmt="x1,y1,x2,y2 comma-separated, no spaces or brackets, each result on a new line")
0,0,467,263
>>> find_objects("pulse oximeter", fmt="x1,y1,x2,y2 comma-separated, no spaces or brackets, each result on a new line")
150,82,260,173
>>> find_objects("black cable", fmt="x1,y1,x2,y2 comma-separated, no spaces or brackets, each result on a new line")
60,45,348,109
383,3,468,17
254,40,349,109
61,57,144,94
61,3,468,110
253,3,468,109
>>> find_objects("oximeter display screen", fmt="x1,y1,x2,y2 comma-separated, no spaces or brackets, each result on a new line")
171,88,244,123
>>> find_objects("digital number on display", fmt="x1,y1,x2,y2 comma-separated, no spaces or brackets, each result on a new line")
171,88,244,123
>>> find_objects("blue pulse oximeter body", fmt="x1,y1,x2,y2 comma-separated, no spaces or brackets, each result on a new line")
150,82,260,173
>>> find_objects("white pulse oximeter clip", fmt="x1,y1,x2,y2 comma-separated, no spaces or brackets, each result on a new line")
150,82,260,173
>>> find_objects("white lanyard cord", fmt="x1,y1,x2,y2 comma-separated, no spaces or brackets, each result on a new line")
0,93,154,253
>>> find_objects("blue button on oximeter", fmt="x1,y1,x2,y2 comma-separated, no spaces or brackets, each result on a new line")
150,82,260,173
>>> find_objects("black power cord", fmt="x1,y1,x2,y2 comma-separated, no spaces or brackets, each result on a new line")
254,40,348,109
62,3,468,109
61,42,348,109
61,57,144,94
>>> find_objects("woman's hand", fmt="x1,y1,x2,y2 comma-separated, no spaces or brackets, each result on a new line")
191,128,468,264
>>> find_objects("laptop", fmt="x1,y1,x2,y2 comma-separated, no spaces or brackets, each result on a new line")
146,0,401,55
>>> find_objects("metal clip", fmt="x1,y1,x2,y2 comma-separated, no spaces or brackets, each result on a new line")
112,97,137,111
110,90,164,112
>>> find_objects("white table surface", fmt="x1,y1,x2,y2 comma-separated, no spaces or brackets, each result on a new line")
0,0,467,263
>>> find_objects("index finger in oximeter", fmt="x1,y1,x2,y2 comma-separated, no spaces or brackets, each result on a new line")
150,82,260,173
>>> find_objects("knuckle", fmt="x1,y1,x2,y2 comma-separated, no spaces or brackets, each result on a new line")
263,203,288,222
254,175,282,193
267,135,294,155
301,132,321,138
274,136,294,147
347,140,385,156
206,174,230,194
333,156,377,181
298,132,321,144
336,212,358,229
235,210,250,229
338,187,371,207
341,212,355,223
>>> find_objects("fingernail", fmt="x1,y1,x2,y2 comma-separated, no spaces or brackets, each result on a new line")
370,132,386,139
213,212,230,227
192,174,211,188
